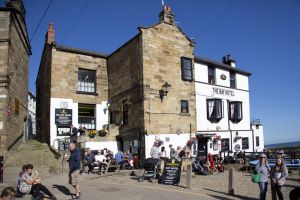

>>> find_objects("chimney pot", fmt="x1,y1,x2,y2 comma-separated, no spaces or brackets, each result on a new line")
45,21,55,45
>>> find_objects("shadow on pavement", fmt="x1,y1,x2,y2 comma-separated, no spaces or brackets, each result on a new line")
207,194,233,200
204,188,257,200
52,184,71,195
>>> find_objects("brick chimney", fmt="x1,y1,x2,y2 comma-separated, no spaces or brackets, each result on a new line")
222,54,236,67
5,0,26,18
45,21,55,45
159,5,175,25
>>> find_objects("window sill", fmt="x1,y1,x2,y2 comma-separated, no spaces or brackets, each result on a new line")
76,91,98,96
180,113,191,116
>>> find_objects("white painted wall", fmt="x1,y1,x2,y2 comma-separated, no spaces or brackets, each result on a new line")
252,124,264,152
50,98,109,149
194,60,264,154
144,133,191,158
28,94,36,135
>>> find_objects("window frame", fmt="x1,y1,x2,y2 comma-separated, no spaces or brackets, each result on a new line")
256,136,260,147
208,66,216,85
242,137,249,150
181,57,193,81
229,101,243,123
207,99,223,123
77,68,97,95
230,72,236,88
180,100,189,113
221,138,230,152
78,103,96,130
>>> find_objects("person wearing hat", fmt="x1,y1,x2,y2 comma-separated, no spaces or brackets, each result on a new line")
255,154,271,200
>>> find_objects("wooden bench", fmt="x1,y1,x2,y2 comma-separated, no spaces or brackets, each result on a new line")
104,159,120,174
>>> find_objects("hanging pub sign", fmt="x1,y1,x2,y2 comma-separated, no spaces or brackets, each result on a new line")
161,159,181,185
55,109,72,126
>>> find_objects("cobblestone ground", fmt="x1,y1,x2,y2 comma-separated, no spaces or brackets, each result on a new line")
2,167,299,200
111,169,300,200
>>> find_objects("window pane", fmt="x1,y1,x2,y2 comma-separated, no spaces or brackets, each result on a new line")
77,69,96,93
208,67,215,84
181,100,189,113
229,101,243,123
242,137,249,149
181,57,192,81
230,72,236,88
207,99,223,122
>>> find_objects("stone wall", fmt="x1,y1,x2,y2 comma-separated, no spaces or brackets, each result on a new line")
107,36,143,135
51,48,108,103
140,22,196,135
36,44,52,143
0,7,30,154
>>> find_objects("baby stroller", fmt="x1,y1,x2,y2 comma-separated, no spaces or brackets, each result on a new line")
192,160,209,175
139,158,160,182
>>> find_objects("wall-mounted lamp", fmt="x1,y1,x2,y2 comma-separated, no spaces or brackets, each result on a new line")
159,82,171,102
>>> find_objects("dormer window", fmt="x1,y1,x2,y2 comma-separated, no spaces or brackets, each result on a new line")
229,101,243,123
208,66,215,84
207,99,223,123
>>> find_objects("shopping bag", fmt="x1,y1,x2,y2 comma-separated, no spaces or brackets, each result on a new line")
251,172,261,183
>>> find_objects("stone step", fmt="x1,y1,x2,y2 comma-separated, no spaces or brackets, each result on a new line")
5,140,63,174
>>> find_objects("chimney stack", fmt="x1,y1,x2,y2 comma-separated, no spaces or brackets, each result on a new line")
45,21,55,45
159,5,175,25
223,54,236,67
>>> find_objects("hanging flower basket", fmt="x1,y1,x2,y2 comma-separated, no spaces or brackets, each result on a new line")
155,139,164,147
98,129,108,137
234,135,242,142
88,130,96,138
213,134,222,142
186,137,198,147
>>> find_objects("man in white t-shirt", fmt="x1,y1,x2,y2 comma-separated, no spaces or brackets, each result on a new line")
95,151,108,174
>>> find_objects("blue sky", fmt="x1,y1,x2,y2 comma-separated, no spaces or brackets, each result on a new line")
3,0,300,144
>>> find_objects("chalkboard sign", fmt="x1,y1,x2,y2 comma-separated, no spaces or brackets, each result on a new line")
161,159,181,185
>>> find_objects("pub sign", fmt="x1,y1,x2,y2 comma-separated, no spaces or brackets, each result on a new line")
55,109,72,126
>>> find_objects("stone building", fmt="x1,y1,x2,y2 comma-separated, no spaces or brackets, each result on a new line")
36,5,264,162
108,5,196,159
0,0,31,154
36,22,117,153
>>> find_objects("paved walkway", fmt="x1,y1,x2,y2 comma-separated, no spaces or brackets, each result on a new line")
1,167,299,199
1,167,215,200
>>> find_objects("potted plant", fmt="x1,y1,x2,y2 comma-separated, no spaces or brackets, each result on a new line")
88,130,96,138
98,129,108,137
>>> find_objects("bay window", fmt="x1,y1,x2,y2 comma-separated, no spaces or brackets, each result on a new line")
207,99,223,123
229,101,243,123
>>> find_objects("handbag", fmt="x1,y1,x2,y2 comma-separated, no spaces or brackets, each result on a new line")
251,172,261,183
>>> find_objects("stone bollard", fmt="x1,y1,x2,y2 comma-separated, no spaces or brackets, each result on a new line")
228,167,235,196
187,164,192,189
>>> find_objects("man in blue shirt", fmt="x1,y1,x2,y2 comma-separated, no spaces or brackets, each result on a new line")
68,143,81,199
115,150,125,169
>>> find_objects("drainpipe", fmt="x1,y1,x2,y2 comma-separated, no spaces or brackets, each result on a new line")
251,123,255,152
227,100,232,153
